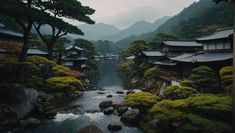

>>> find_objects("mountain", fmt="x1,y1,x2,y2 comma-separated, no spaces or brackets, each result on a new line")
114,0,233,52
79,23,120,41
101,16,171,42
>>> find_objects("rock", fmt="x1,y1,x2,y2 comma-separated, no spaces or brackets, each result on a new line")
20,117,41,127
103,107,114,115
44,106,57,119
99,88,105,91
126,90,135,95
120,109,140,126
116,91,125,94
111,102,125,110
78,125,103,133
107,124,122,132
70,91,84,98
106,94,113,98
117,106,128,115
99,101,113,111
97,92,105,95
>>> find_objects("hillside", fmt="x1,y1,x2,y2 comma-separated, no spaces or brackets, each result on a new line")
101,16,170,42
113,0,233,53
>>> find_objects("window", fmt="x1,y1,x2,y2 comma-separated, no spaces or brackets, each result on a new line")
224,42,231,49
203,44,208,50
208,43,215,50
216,42,224,50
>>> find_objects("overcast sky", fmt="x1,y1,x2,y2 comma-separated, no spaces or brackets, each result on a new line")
79,0,199,29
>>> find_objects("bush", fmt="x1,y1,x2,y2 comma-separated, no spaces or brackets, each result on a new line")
148,94,232,133
163,85,197,99
52,65,71,76
219,66,232,94
144,67,159,78
46,76,82,92
189,66,218,93
125,92,160,112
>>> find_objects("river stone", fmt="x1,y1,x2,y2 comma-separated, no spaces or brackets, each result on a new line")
117,106,128,115
103,107,114,115
107,123,122,132
20,117,41,127
116,91,125,94
106,94,113,98
78,125,103,133
112,102,125,110
97,92,105,95
120,109,140,126
99,101,113,111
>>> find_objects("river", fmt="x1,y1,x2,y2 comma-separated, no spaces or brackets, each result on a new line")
24,59,143,133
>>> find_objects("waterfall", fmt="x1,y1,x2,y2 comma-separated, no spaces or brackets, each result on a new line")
159,81,167,96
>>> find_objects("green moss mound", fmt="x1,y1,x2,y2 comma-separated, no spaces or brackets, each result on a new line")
163,85,197,99
46,76,82,92
125,92,160,111
53,65,71,76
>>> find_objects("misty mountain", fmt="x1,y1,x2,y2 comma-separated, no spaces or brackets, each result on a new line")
101,16,171,42
79,23,120,41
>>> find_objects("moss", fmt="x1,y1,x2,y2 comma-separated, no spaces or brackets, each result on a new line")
125,92,160,111
46,76,82,92
219,66,232,95
53,65,71,76
177,114,233,133
219,66,232,76
163,85,197,100
144,67,158,78
27,55,56,67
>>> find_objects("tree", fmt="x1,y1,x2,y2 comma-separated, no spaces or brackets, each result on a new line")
120,40,150,57
33,0,95,59
213,0,235,130
189,66,218,93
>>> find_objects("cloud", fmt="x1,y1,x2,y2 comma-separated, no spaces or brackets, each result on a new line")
80,0,199,29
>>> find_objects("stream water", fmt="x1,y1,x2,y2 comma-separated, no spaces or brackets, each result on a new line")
25,59,143,133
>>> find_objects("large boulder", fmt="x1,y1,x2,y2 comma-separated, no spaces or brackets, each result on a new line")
107,123,122,132
78,125,103,133
103,107,114,115
99,101,113,111
117,106,128,115
20,117,41,127
120,109,140,126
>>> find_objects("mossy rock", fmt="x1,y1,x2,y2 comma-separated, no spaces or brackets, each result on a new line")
46,76,82,92
125,92,160,112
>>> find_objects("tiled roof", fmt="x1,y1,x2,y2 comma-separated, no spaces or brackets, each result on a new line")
197,27,233,41
27,47,48,55
142,51,164,57
65,45,84,51
171,52,232,63
163,40,202,47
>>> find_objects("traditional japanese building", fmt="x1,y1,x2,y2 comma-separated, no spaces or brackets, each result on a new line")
161,40,203,57
27,46,48,56
0,23,23,57
62,45,88,70
135,51,166,64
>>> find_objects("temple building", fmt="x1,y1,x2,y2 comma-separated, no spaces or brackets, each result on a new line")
161,40,203,57
62,45,88,70
135,51,166,64
0,23,23,57
27,46,48,57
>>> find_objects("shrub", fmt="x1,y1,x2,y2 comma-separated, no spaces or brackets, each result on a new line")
27,55,56,67
144,67,159,78
46,76,82,92
163,85,197,99
125,92,160,111
219,66,232,94
52,65,71,76
189,66,218,93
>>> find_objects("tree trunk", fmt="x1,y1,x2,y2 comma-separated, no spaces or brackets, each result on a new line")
47,44,54,60
18,27,31,83
233,3,235,131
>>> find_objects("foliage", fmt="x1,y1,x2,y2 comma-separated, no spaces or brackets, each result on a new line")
75,39,96,58
163,86,197,100
52,65,71,76
120,40,150,57
219,66,232,94
189,66,218,93
46,76,82,92
119,61,135,78
148,94,232,133
144,67,159,78
125,92,160,112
